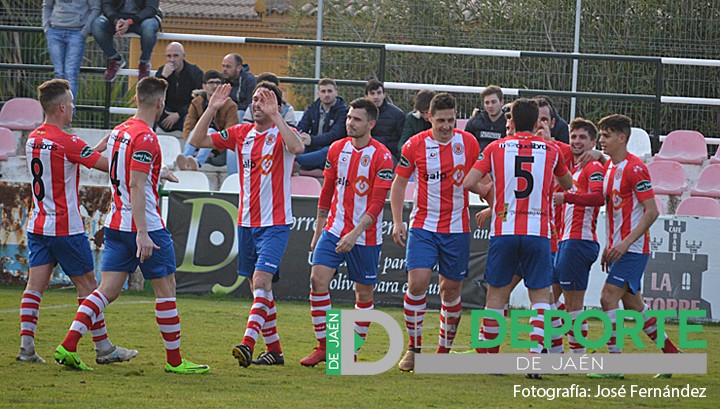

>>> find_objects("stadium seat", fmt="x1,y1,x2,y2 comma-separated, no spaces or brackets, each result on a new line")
298,168,324,178
675,197,720,217
0,98,44,131
158,134,182,169
628,127,652,159
456,119,468,130
163,171,210,191
710,148,720,164
654,130,707,165
291,175,322,196
220,174,240,193
690,164,720,199
655,196,665,215
647,160,687,195
0,126,17,157
405,181,416,202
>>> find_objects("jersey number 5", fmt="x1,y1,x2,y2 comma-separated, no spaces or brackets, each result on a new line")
514,156,534,199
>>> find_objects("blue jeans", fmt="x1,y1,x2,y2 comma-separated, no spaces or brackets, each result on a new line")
296,146,330,170
46,27,86,104
182,142,213,167
92,15,159,62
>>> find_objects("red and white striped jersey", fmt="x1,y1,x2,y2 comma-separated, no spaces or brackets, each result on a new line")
211,123,297,227
105,117,164,232
26,124,102,236
396,129,480,233
323,137,394,246
550,141,574,251
603,153,655,254
473,132,568,238
560,161,604,242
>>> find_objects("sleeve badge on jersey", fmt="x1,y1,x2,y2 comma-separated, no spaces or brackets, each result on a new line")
80,146,95,159
398,155,411,168
635,179,652,192
377,168,393,181
478,152,485,161
589,172,604,182
132,150,153,164
324,158,331,169
219,129,229,140
452,143,464,155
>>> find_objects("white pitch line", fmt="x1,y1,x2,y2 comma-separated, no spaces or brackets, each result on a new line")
0,300,153,314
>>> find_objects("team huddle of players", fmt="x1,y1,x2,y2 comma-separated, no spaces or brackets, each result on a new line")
18,77,679,377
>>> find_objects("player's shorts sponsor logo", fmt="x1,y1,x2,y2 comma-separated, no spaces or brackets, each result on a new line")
219,129,229,140
80,146,94,159
377,169,393,181
324,158,332,169
635,179,652,192
589,172,604,182
354,176,370,196
259,154,274,175
361,155,371,167
398,155,410,168
452,143,464,155
132,150,153,164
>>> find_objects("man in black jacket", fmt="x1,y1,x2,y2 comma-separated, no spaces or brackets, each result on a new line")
92,0,162,82
222,53,257,119
296,78,348,170
365,79,405,160
464,85,507,151
155,42,204,132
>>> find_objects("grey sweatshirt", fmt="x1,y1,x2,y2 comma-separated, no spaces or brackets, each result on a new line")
42,0,101,37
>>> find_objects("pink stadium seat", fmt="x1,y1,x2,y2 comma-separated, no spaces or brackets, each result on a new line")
690,164,720,199
0,98,44,131
647,160,687,195
405,181,416,201
675,197,720,217
291,175,322,196
0,127,17,157
655,196,665,215
456,119,469,130
710,149,720,164
654,130,707,165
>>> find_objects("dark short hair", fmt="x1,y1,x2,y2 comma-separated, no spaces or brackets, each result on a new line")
203,70,222,82
136,76,168,107
318,78,337,88
229,53,243,66
429,92,456,115
481,85,503,102
349,98,378,121
510,98,539,133
569,117,598,141
257,72,280,86
364,79,384,95
534,95,557,117
253,81,284,106
37,78,70,113
414,89,435,112
597,114,632,140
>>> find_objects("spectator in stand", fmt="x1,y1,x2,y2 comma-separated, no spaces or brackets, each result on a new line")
464,85,508,151
364,79,405,160
92,0,162,82
535,95,570,144
295,78,348,171
42,0,101,107
398,89,435,151
222,53,257,119
155,42,203,133
177,70,238,171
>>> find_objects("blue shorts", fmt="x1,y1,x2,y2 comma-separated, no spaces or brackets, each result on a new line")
237,225,290,277
486,235,552,289
312,231,381,284
27,232,94,276
606,252,649,294
405,228,470,281
555,239,600,291
101,228,176,280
